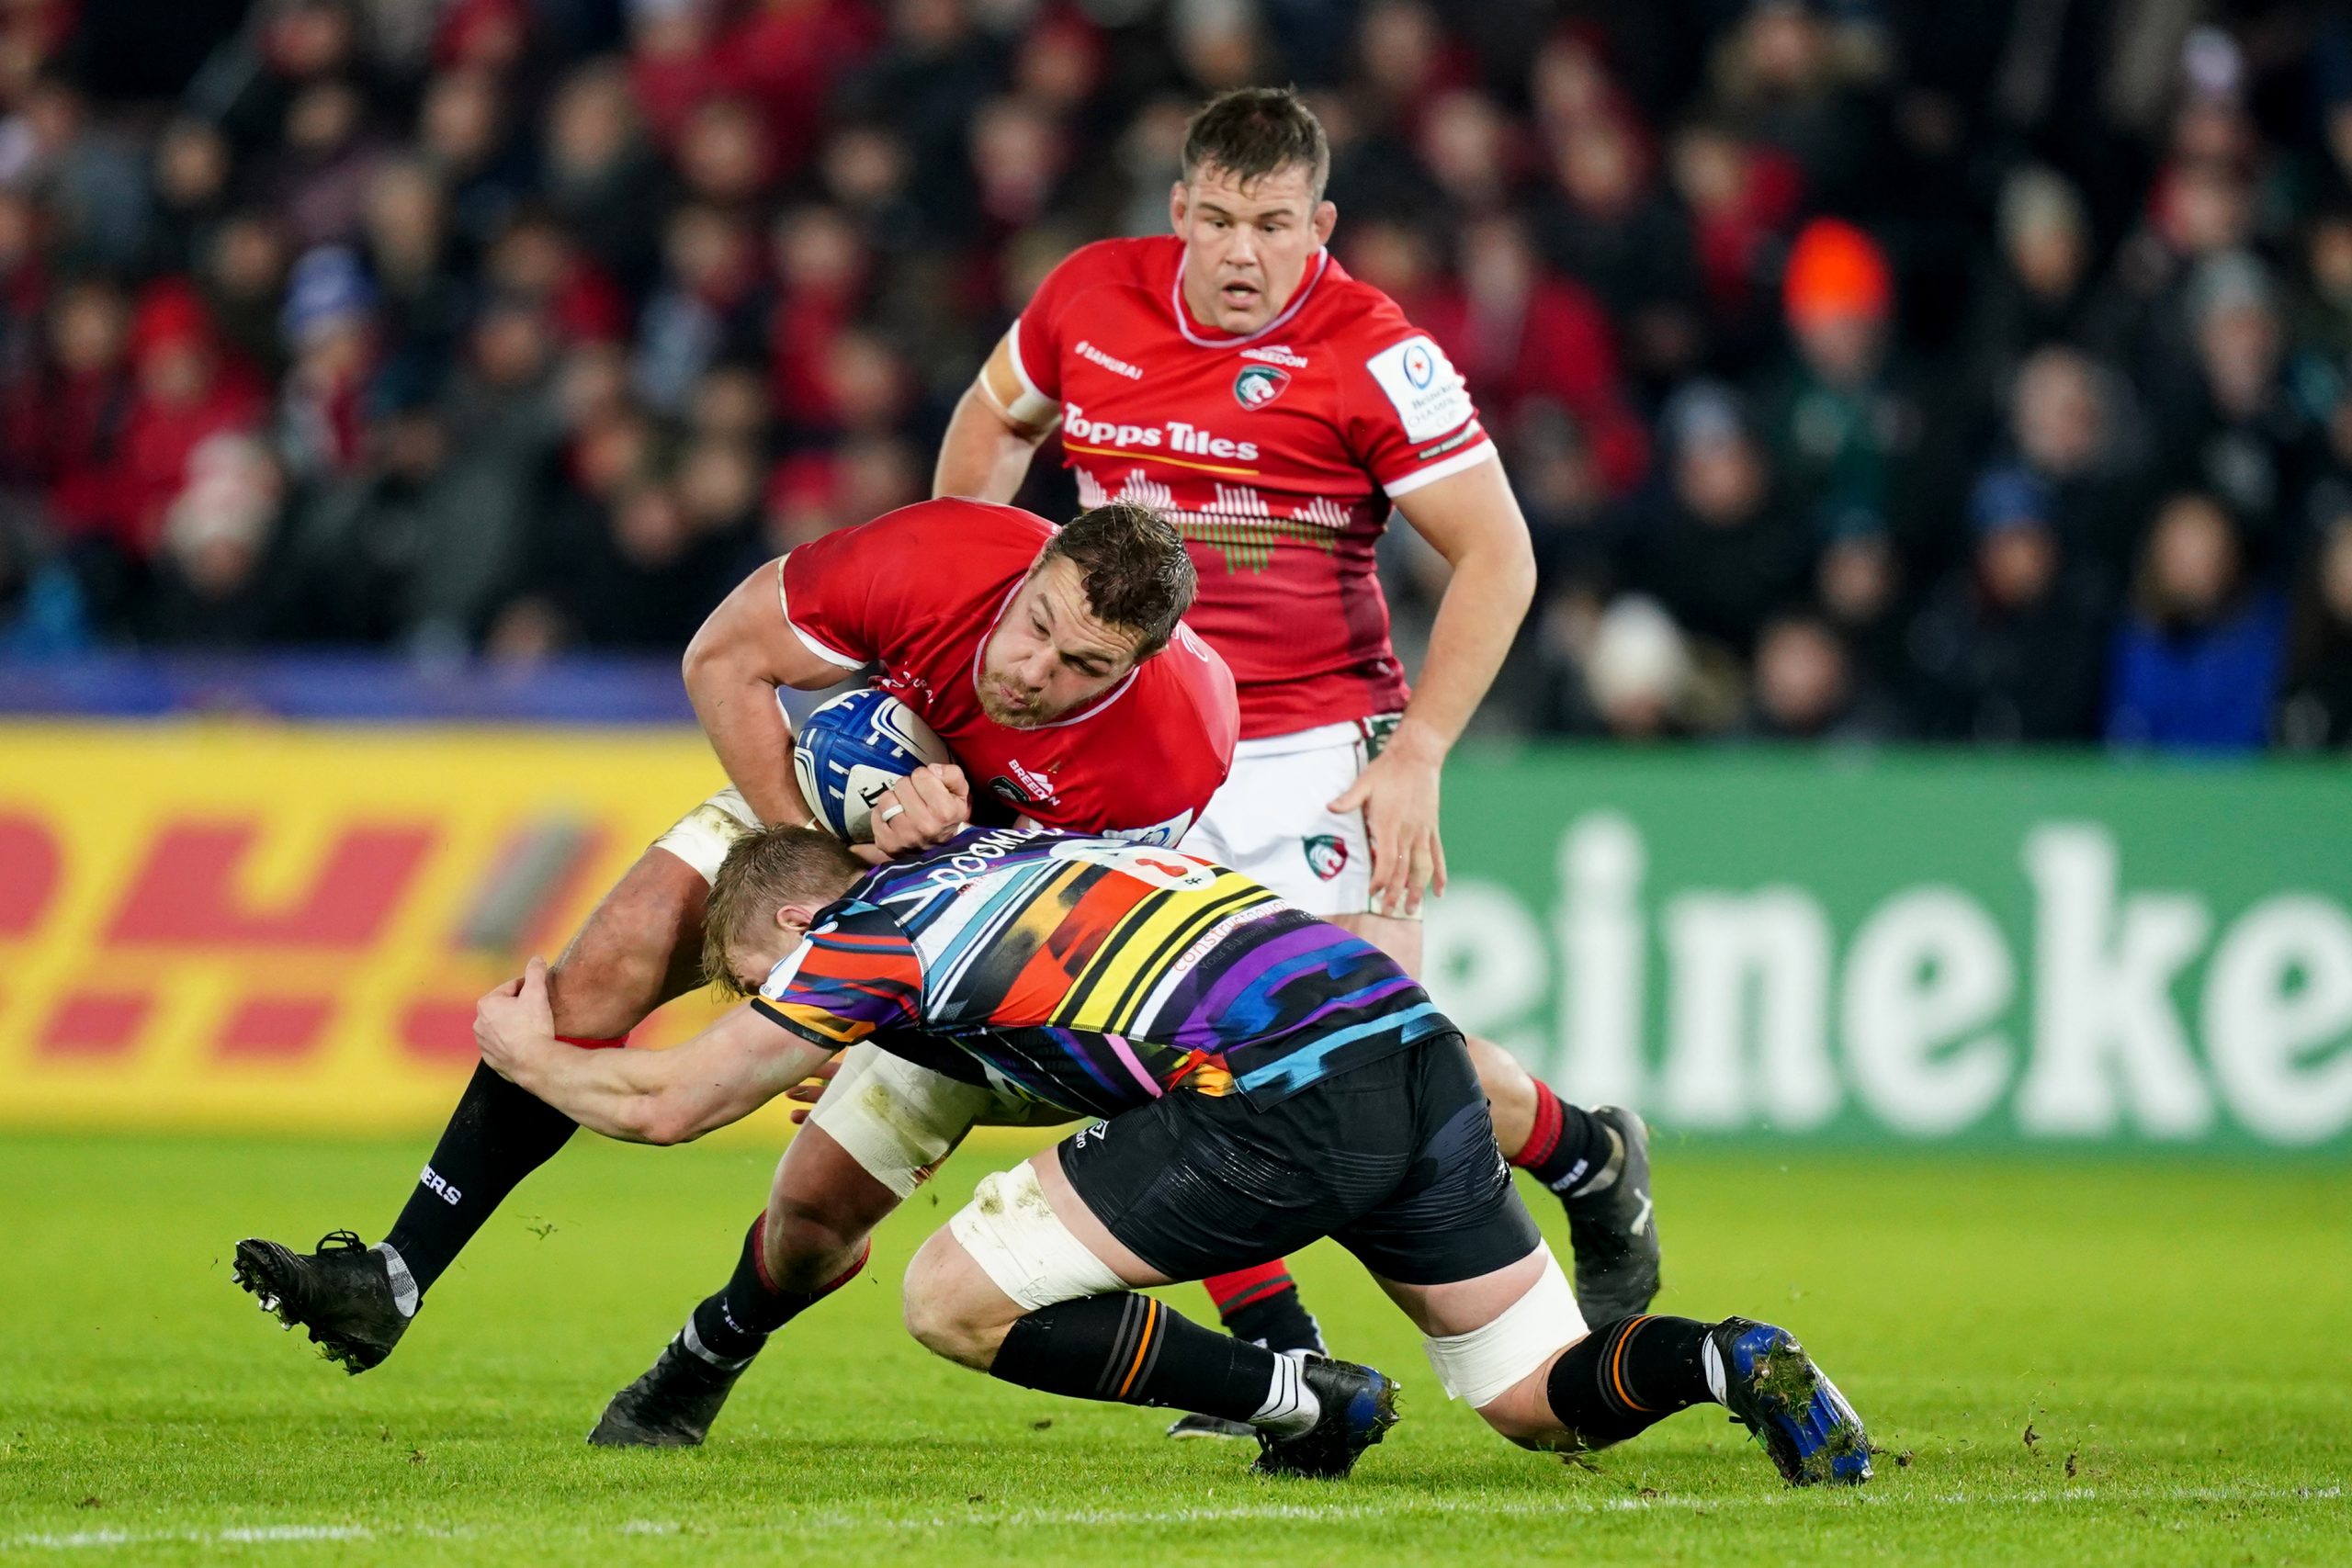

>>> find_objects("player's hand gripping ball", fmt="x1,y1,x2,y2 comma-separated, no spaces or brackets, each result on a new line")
791,688,952,841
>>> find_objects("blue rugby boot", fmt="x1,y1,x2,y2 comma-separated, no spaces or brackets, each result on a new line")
1251,1357,1402,1479
1709,1317,1871,1484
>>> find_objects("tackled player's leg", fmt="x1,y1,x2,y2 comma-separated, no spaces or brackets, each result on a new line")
903,1154,1400,1480
232,789,755,1371
1343,910,1661,1325
587,1041,1005,1446
899,1032,1867,1485
590,1116,892,1446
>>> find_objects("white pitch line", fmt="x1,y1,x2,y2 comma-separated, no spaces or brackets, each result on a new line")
3,1484,2340,1551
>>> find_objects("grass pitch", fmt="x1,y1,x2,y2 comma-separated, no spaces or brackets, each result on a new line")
1,1130,2346,1566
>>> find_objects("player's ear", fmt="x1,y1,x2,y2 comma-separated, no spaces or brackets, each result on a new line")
1311,198,1338,248
1169,179,1190,233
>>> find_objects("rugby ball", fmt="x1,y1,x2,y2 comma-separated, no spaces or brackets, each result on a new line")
791,688,951,841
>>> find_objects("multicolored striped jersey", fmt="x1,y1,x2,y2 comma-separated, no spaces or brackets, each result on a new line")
751,825,1453,1116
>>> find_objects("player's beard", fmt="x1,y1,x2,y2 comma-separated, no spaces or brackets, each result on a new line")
977,673,1049,728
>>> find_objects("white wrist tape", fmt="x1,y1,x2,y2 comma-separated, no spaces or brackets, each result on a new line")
1420,1247,1585,1407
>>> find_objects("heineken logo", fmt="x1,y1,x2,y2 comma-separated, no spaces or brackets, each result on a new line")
1304,833,1348,881
1234,364,1291,410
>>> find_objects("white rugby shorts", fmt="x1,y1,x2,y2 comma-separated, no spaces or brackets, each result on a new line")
1184,716,1405,920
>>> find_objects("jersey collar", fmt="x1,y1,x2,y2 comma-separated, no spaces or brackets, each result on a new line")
971,581,1140,731
1168,245,1331,349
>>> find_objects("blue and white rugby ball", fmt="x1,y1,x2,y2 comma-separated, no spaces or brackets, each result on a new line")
792,688,951,842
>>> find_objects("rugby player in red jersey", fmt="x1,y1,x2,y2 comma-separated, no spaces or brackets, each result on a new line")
232,501,1240,1409
932,89,1660,1422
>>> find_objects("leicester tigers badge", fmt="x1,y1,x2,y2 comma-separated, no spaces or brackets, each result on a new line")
1303,833,1348,881
1234,364,1291,410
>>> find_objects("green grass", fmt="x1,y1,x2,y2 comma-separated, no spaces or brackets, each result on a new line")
0,1131,2346,1565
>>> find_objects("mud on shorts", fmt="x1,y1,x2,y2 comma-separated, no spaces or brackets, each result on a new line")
1057,1032,1541,1287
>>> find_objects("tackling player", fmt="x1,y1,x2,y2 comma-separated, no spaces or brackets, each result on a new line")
474,823,1871,1487
232,499,1244,1392
932,87,1659,1416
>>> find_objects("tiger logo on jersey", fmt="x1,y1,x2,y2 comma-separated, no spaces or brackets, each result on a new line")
1234,364,1291,410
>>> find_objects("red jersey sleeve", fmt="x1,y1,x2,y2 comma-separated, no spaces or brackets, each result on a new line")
1340,302,1498,501
1007,239,1125,409
778,499,1047,668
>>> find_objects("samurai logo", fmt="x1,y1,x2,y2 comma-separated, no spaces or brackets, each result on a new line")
1303,833,1348,881
1234,363,1292,410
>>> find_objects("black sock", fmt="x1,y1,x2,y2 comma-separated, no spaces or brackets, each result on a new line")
686,1215,870,1364
382,1061,580,1295
1544,1314,1714,1449
1511,1080,1614,1195
990,1293,1299,1425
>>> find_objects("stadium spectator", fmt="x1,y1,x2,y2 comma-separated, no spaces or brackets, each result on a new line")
2277,511,2352,750
2152,253,2326,570
0,502,87,655
1907,468,2109,744
1736,609,1903,744
1571,593,1699,741
0,0,2346,755
2105,491,2286,751
1961,166,2098,422
1619,381,1810,660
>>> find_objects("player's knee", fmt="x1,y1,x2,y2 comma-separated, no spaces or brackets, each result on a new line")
1465,1036,1536,1112
1420,1251,1583,1448
1473,1382,1567,1449
900,1232,998,1370
761,1194,867,1292
545,851,710,1036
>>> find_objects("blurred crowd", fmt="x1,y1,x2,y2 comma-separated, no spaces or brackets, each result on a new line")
4,0,2352,753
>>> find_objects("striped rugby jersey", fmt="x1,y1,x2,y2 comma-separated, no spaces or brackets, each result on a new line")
752,825,1453,1116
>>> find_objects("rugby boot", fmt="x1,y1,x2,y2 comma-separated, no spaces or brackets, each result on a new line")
1166,1411,1258,1439
588,1334,749,1448
1710,1316,1871,1485
1563,1106,1661,1324
1250,1356,1401,1479
232,1230,412,1374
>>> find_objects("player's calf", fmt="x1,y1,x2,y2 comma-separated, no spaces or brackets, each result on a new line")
1484,1046,1661,1325
907,1166,1401,1478
590,1213,869,1448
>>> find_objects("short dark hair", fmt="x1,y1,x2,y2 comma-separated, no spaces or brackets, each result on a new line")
1042,502,1195,657
702,825,865,997
1182,86,1329,200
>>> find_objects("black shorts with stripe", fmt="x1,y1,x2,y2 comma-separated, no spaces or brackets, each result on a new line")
1057,1031,1541,1287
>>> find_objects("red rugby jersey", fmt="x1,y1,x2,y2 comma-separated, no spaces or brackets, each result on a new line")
1008,235,1497,739
780,497,1238,845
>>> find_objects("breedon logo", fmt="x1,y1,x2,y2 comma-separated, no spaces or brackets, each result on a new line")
1234,364,1292,410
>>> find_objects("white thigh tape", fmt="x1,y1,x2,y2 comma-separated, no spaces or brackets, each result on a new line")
1420,1247,1585,1407
947,1162,1127,1313
804,1044,997,1201
651,786,762,884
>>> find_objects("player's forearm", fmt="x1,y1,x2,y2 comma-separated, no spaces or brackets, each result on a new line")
503,1026,831,1146
498,1038,681,1145
1401,532,1537,753
933,386,1043,502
